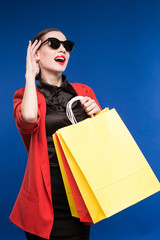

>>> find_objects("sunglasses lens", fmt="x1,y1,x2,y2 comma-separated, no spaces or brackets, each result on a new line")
63,40,74,52
49,39,60,49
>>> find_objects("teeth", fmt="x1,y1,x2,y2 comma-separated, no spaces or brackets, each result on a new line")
55,57,65,62
56,57,64,60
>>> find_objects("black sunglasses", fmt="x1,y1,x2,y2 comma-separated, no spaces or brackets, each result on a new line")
39,38,74,52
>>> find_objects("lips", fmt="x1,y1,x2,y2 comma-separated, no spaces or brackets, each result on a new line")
54,55,66,65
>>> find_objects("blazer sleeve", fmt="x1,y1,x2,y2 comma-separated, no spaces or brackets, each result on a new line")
13,89,41,135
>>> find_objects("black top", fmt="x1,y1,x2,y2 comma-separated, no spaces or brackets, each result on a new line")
36,75,90,239
37,74,89,167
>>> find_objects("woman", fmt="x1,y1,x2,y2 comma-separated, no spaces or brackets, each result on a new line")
10,28,101,240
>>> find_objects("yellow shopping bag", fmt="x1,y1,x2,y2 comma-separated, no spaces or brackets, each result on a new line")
53,97,160,223
54,133,93,223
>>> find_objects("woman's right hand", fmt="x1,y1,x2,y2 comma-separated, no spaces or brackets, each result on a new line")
25,39,42,79
21,40,41,123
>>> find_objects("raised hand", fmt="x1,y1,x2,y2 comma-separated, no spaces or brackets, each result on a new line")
21,40,41,123
80,97,101,116
25,39,42,79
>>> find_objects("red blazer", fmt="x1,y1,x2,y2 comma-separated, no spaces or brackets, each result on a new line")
9,82,101,239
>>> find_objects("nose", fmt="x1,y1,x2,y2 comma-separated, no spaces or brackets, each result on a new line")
58,43,66,53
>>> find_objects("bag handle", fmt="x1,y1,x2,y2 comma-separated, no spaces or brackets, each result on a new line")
66,96,84,124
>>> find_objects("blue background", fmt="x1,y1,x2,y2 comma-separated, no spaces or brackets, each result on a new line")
0,0,160,239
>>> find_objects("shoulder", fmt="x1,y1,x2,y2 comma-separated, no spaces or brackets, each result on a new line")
70,82,91,90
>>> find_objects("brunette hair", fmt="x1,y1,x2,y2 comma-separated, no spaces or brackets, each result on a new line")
32,28,63,80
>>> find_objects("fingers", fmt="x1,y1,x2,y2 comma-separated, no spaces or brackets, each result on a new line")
81,97,94,110
27,39,41,56
27,41,32,57
80,97,101,116
31,39,42,55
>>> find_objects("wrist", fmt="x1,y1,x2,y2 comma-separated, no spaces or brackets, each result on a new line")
25,73,36,82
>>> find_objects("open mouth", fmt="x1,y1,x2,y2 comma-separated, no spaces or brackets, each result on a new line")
54,55,66,63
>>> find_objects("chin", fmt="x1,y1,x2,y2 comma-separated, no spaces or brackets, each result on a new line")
53,66,67,73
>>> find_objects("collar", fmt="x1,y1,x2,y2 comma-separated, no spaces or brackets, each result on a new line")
37,74,77,96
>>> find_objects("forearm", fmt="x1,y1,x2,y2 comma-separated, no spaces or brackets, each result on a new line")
21,75,38,123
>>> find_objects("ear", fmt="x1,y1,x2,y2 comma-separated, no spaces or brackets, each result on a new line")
35,50,40,62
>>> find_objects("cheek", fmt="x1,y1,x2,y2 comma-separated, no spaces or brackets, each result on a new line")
40,47,56,61
66,54,70,64
40,48,49,58
40,51,54,66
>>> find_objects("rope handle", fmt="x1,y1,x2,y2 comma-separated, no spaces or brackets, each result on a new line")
66,96,84,124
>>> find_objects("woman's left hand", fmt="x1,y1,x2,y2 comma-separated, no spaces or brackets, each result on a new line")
80,97,101,116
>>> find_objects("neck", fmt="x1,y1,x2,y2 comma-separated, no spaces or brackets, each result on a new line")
41,70,63,87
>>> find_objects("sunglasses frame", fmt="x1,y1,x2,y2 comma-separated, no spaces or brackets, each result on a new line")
39,38,74,52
